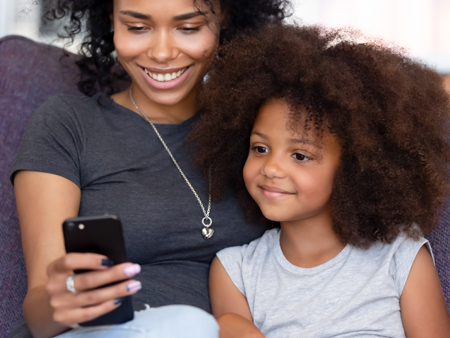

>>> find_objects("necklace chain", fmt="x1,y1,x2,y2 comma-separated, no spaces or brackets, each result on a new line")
129,86,213,238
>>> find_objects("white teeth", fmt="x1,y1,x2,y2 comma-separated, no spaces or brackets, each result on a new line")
144,67,188,82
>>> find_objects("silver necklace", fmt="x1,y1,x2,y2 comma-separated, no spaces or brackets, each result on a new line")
129,86,214,239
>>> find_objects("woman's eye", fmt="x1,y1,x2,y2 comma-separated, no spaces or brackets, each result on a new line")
293,153,311,161
180,27,201,33
253,146,268,154
127,26,145,31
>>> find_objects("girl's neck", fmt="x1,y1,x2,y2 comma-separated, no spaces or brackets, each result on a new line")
279,210,346,268
112,83,199,125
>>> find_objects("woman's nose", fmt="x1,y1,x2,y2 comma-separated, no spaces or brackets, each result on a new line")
147,30,178,63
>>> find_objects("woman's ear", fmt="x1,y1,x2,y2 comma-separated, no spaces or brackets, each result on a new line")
220,10,229,30
110,11,114,31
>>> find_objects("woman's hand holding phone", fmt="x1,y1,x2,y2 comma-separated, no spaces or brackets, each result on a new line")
45,253,141,328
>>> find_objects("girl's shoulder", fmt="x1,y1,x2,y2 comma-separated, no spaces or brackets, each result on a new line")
217,228,279,261
352,232,431,295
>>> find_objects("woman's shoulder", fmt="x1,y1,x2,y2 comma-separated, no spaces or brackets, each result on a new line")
38,92,111,117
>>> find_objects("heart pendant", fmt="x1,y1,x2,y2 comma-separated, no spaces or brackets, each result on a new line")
202,227,214,239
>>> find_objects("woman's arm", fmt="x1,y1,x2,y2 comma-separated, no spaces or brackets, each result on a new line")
400,246,450,337
15,171,141,338
209,257,265,338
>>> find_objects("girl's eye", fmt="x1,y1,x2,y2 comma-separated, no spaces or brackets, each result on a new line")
253,146,268,154
127,26,145,31
293,153,311,162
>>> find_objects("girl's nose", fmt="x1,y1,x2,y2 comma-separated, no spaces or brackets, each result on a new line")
261,156,286,179
147,31,178,63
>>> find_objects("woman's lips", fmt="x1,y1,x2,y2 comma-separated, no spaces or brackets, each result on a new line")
140,65,192,90
260,185,294,199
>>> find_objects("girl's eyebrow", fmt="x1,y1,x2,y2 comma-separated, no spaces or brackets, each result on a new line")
288,138,321,148
119,11,208,21
252,132,320,148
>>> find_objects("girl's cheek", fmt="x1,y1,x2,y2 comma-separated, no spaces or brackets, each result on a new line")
243,158,258,190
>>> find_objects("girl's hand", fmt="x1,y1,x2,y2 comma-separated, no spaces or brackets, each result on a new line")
46,253,141,327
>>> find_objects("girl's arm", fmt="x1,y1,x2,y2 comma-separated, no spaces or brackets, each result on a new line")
15,171,140,338
209,257,265,338
400,246,450,337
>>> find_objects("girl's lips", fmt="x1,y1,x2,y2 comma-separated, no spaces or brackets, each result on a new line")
260,185,294,199
140,65,192,90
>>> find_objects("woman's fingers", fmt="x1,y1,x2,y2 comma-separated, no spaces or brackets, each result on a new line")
70,263,141,293
46,253,142,327
50,253,111,276
53,299,122,327
54,279,141,309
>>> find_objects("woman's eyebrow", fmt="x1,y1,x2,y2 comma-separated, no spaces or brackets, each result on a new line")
120,10,151,20
119,11,208,21
173,12,208,21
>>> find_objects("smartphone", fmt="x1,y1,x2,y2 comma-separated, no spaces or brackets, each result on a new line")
63,215,134,326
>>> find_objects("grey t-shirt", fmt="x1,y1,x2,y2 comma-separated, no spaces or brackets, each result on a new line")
11,93,267,313
217,228,431,338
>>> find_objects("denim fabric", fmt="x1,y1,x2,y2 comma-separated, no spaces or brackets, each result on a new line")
56,305,219,338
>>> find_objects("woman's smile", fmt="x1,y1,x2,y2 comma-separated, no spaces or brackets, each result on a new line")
140,65,192,90
112,0,220,121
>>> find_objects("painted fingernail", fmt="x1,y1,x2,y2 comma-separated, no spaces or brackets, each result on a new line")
101,259,114,267
114,297,124,305
127,281,142,293
124,264,141,276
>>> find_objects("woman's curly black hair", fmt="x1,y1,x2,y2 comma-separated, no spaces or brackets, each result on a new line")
41,0,291,96
189,24,450,248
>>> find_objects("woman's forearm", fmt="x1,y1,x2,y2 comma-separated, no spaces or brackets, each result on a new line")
23,286,69,338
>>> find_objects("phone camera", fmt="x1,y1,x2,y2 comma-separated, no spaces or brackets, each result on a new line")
67,222,75,230
78,224,85,230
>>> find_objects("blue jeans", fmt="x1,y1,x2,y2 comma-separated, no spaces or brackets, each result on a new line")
56,305,219,338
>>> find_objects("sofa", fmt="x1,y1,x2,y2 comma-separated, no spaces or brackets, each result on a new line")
0,35,449,338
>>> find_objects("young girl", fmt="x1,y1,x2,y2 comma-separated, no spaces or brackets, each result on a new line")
189,25,450,337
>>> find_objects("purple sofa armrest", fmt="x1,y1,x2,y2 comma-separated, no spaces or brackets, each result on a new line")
0,35,84,338
426,201,450,311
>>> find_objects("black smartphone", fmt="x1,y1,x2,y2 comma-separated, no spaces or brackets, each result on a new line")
62,215,134,326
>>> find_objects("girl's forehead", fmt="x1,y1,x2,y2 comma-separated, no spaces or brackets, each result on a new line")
256,100,314,136
254,99,340,150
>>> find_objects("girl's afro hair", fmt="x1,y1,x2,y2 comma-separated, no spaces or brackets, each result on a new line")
189,24,450,247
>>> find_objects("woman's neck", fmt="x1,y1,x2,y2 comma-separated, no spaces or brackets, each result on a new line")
111,84,199,124
279,210,346,268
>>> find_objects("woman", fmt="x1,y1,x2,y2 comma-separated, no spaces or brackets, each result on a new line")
10,0,290,337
